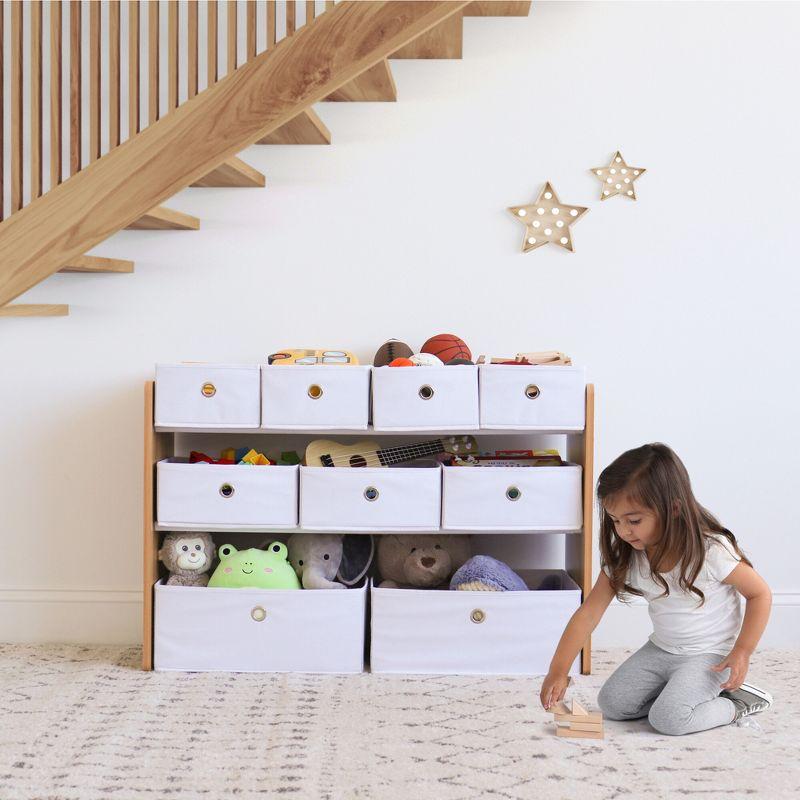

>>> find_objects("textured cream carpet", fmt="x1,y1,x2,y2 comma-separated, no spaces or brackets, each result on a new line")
0,645,797,800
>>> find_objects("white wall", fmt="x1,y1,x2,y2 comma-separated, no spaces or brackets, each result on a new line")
1,1,798,648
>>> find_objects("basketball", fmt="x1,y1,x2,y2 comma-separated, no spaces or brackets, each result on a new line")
421,334,472,363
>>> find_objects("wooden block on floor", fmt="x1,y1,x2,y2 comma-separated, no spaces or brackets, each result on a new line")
324,60,397,102
0,304,70,318
464,1,532,16
572,698,588,717
59,255,134,273
563,721,603,733
556,726,604,740
391,13,463,59
553,710,603,724
126,206,200,231
257,108,331,145
191,157,266,188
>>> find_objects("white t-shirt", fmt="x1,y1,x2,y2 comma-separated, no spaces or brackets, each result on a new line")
602,533,743,656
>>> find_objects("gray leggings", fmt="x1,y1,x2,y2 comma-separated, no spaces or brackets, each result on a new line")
597,640,736,736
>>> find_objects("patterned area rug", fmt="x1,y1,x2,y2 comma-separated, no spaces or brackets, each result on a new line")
0,645,797,800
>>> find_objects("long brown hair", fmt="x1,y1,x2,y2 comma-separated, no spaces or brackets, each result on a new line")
597,443,751,604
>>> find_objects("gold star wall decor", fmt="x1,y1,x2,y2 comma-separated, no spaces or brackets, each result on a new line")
591,151,646,201
508,183,589,253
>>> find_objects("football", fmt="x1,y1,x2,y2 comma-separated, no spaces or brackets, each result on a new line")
373,339,414,367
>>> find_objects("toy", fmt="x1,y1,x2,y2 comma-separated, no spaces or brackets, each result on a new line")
207,543,301,589
409,353,443,367
287,533,375,589
278,450,302,466
388,357,415,367
373,339,414,367
421,333,472,363
450,555,528,592
239,448,272,466
305,435,477,468
158,533,216,587
268,349,359,365
476,351,572,366
446,357,474,366
551,699,604,739
189,450,235,465
377,534,471,589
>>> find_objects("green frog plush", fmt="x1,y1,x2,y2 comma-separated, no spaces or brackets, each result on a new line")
208,542,301,589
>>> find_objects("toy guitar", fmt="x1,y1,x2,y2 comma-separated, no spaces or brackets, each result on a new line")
268,349,359,365
305,436,478,468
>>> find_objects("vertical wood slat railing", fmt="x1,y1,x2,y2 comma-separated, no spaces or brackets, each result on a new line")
1,0,329,225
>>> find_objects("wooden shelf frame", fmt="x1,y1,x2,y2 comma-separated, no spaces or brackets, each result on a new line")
142,380,596,674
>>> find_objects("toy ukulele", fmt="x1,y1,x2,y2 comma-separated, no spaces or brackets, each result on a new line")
305,436,478,468
268,349,359,365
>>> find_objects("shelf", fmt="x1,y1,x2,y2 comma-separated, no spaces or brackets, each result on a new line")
155,425,586,435
154,523,584,535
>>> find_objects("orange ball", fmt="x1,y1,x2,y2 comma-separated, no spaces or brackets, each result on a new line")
389,357,415,367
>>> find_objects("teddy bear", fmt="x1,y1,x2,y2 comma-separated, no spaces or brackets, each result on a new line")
376,533,471,589
158,532,216,586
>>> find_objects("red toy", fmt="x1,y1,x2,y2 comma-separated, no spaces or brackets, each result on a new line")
389,357,415,367
421,333,471,363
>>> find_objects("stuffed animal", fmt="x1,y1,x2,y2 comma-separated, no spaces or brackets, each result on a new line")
377,534,471,589
158,533,216,587
287,533,374,589
450,555,528,591
207,543,301,589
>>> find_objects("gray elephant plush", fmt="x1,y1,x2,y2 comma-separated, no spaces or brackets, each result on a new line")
158,532,216,586
287,533,374,589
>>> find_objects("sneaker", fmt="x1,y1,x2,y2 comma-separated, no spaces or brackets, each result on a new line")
721,683,773,721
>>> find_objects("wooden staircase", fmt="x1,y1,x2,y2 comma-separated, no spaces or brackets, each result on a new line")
0,0,531,317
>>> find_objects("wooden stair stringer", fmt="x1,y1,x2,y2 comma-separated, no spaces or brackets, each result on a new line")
0,1,473,306
391,12,464,59
324,59,397,102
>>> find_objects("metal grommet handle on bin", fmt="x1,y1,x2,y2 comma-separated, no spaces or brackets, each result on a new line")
219,483,235,499
364,486,379,502
251,606,267,622
201,382,217,398
524,384,540,400
308,384,323,400
506,486,522,502
418,385,435,400
470,609,486,624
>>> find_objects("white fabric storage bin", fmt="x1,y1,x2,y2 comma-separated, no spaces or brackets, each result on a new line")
155,363,261,429
261,366,370,430
479,365,586,430
300,465,441,531
441,465,583,531
370,571,581,675
154,581,367,672
157,459,299,528
371,365,479,431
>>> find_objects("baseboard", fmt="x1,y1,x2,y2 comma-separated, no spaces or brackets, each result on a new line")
0,588,142,645
1,588,798,648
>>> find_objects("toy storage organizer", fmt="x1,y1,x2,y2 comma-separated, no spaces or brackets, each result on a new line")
144,363,595,675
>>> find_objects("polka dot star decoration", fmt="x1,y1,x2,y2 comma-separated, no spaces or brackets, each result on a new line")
591,151,646,201
507,183,589,253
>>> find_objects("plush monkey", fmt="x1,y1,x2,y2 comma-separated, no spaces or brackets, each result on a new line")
158,532,216,586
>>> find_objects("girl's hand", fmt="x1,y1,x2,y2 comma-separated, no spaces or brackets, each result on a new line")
711,647,750,690
540,672,571,710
